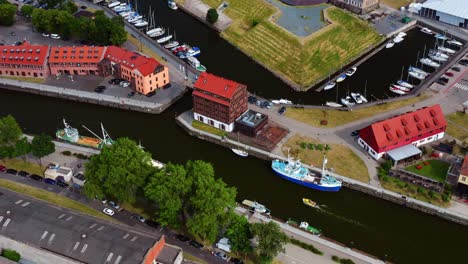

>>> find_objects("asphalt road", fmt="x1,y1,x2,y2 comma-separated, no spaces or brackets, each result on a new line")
0,171,230,264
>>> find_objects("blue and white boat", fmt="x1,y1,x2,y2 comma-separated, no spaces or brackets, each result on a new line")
435,34,448,40
271,155,342,192
397,80,413,89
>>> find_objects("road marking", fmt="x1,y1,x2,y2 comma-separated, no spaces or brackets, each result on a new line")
97,226,105,231
21,202,30,207
114,255,122,264
122,233,129,239
81,244,88,253
15,199,23,204
40,231,48,240
106,252,114,262
0,216,3,223
130,236,138,242
48,233,55,244
65,216,73,221
73,242,80,251
89,223,97,229
58,214,65,219
455,83,468,91
2,218,10,228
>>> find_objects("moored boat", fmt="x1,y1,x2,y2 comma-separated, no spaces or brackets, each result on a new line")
397,32,407,38
385,41,394,48
393,36,404,43
287,219,321,236
56,119,113,149
134,20,148,27
447,39,463,46
429,54,448,62
345,67,357,76
421,27,432,34
232,148,248,157
108,1,120,8
340,96,355,107
391,84,411,92
323,82,336,90
186,56,206,72
389,86,407,95
271,99,293,105
168,0,178,10
336,74,346,83
164,41,179,49
350,92,363,104
435,34,448,40
242,200,270,214
128,15,143,23
157,34,173,44
409,66,428,76
397,80,413,89
325,101,342,108
429,50,449,59
420,58,440,68
302,198,317,208
437,46,456,54
408,71,426,80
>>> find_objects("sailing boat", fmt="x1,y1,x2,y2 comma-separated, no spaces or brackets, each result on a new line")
232,132,248,157
147,10,165,37
157,28,173,44
164,31,179,49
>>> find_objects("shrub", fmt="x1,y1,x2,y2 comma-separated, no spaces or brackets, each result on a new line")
324,144,331,151
308,143,315,150
300,142,307,149
290,238,323,255
442,194,450,202
417,187,424,194
316,144,323,151
1,249,21,262
73,153,88,159
252,18,260,27
397,180,406,189
332,255,340,262
340,259,356,264
381,160,392,173
206,8,219,24
428,190,435,198
62,150,71,156
320,120,328,126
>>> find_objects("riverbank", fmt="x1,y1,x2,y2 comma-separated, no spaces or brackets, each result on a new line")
176,110,468,226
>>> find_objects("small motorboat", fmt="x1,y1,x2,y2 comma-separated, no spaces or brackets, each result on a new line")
437,46,456,54
435,34,448,40
357,93,368,103
340,96,355,107
393,36,404,43
134,20,149,27
164,41,179,49
421,27,432,34
128,15,143,23
345,67,357,77
242,200,270,215
397,32,407,38
299,221,321,236
409,66,428,76
271,99,293,105
420,58,440,68
302,198,317,208
184,47,201,57
429,54,448,62
350,92,363,104
397,80,413,89
447,39,463,46
391,84,411,92
385,41,395,49
336,74,346,83
408,71,426,80
157,34,173,44
232,148,248,157
168,1,178,10
389,87,407,95
187,57,206,72
323,82,336,90
325,101,342,108
108,1,120,8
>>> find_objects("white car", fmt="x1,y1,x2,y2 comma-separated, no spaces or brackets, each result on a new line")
122,82,131,88
50,34,60,39
42,33,50,37
102,208,114,216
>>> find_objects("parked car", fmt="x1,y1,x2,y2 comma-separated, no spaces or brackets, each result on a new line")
145,220,160,229
174,234,190,242
94,86,106,93
163,83,172,89
444,72,454,77
212,251,229,261
50,34,60,39
189,240,204,250
278,106,286,115
18,171,29,177
459,59,468,66
14,41,22,46
102,208,114,216
131,214,145,222
42,32,50,37
30,174,43,181
351,130,360,137
109,201,120,209
10,31,16,36
255,100,261,106
230,257,244,264
266,102,273,109
0,165,6,172
44,178,56,185
260,101,269,108
146,91,156,97
216,237,231,253
6,169,17,175
57,180,69,188
248,96,257,104
452,66,461,72
122,82,131,88
108,79,120,84
127,91,136,97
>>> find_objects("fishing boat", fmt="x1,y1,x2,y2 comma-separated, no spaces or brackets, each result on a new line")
164,41,179,49
447,39,463,46
108,1,120,8
421,27,432,34
397,80,413,89
187,56,206,72
437,46,456,54
325,102,342,108
391,84,411,92
242,200,270,214
409,66,428,76
302,198,317,208
287,219,321,236
389,87,407,95
408,71,426,80
56,119,113,149
435,34,448,40
271,99,293,105
345,67,357,77
271,154,342,192
385,41,395,49
420,58,440,68
323,82,336,90
340,96,355,107
168,0,178,10
336,74,346,83
350,92,363,104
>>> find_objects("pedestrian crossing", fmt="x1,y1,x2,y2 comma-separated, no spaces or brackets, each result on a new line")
455,83,468,91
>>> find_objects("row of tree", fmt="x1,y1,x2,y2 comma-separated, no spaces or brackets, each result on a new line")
0,115,56,163
83,138,288,263
0,0,16,26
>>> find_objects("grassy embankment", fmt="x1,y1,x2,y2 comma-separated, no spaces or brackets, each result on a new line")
405,160,450,182
445,112,468,143
126,33,166,64
0,158,45,176
282,134,370,182
201,1,382,89
0,76,44,84
380,0,413,9
192,120,227,137
285,93,430,127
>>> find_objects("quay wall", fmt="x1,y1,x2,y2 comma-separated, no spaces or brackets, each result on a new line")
176,111,468,226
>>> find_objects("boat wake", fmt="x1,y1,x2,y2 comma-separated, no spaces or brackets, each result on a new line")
316,207,366,228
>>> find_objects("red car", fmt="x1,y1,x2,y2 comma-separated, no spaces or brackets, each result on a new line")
0,165,6,172
444,72,454,77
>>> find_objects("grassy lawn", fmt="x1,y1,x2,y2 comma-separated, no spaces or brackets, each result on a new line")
282,134,369,182
445,112,468,142
405,159,450,182
285,93,430,127
0,179,115,221
381,0,413,9
192,120,227,137
1,76,44,84
207,2,382,89
0,158,45,176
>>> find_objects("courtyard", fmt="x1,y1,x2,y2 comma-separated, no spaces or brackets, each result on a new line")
404,159,451,183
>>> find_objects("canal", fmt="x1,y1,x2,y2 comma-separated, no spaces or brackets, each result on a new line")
1,88,467,264
133,0,452,105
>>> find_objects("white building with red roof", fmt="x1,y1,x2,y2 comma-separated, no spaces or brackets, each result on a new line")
358,104,447,160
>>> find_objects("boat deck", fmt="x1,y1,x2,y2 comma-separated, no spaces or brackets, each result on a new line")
77,137,101,148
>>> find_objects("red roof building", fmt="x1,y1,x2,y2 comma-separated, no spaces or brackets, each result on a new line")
458,156,468,186
193,72,248,132
48,46,106,76
100,46,169,95
358,104,447,160
0,42,50,78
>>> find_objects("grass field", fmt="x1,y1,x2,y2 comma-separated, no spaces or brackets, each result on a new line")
0,158,45,176
405,159,450,182
285,93,430,127
192,120,227,137
381,0,413,9
201,0,382,89
0,179,115,221
282,134,369,182
445,112,468,142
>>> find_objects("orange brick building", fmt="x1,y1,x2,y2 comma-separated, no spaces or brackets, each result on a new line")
48,46,106,76
0,42,50,78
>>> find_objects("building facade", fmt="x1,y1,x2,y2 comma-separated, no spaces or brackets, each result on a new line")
358,105,447,160
419,0,468,29
192,72,248,132
329,0,379,14
0,42,50,78
458,156,468,186
235,110,268,137
48,46,106,76
142,236,183,264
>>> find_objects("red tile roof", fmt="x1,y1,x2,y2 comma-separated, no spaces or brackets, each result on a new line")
104,46,162,76
462,156,468,177
49,46,106,64
359,104,447,153
0,42,49,66
193,72,245,100
193,90,230,106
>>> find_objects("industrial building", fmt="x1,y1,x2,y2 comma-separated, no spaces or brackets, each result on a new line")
419,0,468,29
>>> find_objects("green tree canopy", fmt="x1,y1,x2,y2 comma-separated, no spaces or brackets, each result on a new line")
84,138,152,203
31,134,55,160
226,214,253,255
0,3,16,26
14,137,31,159
109,16,127,45
206,8,218,24
0,115,22,146
251,222,289,264
21,4,34,17
59,0,77,14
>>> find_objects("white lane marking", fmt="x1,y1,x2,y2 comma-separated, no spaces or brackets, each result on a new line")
58,214,65,219
130,236,138,242
40,230,48,240
114,255,122,264
81,244,88,253
106,252,114,262
97,226,105,231
73,242,80,251
65,216,73,221
48,233,55,244
122,233,129,239
89,223,97,229
0,216,3,223
2,218,10,227
21,202,30,207
455,83,468,90
15,199,23,204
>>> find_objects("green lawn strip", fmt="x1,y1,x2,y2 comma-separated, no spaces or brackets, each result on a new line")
445,112,468,142
0,178,116,222
0,158,45,176
192,120,227,137
404,160,450,182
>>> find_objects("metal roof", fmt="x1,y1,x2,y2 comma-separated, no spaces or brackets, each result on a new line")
422,0,468,19
386,145,422,161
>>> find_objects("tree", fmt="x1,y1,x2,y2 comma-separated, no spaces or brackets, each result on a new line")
21,4,34,17
31,134,55,164
109,16,127,45
0,3,16,26
226,214,253,255
14,137,31,160
84,138,152,203
144,163,191,227
0,115,22,147
1,249,20,262
251,222,289,264
206,8,218,24
59,0,77,14
185,160,237,243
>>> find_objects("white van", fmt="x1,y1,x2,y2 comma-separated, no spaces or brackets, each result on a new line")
216,237,231,253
